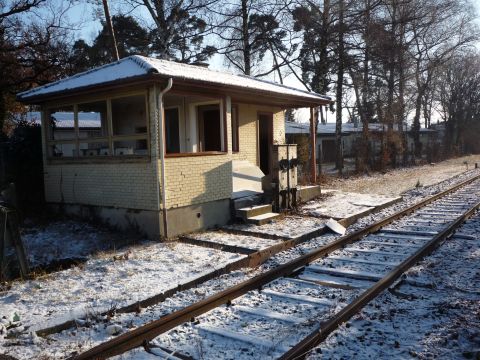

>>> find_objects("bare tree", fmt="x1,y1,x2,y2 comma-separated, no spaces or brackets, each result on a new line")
207,0,297,79
437,52,480,154
125,0,216,63
0,0,74,132
334,0,345,172
409,0,478,156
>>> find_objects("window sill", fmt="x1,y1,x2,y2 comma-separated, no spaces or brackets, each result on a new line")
165,151,228,158
47,155,151,165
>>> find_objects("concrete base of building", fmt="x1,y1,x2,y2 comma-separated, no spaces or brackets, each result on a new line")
48,203,162,239
164,198,231,237
297,185,322,203
47,198,232,240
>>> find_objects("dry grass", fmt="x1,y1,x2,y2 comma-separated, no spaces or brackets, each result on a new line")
322,154,480,196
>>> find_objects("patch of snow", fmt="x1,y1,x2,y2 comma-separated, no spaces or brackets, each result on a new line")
225,216,327,239
0,231,245,338
2,165,478,359
19,55,331,103
18,58,149,99
187,231,281,250
300,191,400,219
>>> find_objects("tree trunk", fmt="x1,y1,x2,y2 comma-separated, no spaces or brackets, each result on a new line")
412,59,424,157
335,0,344,173
241,0,251,75
398,17,407,166
102,0,119,61
0,90,5,136
361,0,371,171
318,0,330,94
386,3,397,132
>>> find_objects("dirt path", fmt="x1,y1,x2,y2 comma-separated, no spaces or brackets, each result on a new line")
323,154,480,196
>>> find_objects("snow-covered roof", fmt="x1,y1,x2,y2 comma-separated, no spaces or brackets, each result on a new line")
285,121,312,134
17,56,332,105
51,120,100,129
285,121,436,135
24,112,100,128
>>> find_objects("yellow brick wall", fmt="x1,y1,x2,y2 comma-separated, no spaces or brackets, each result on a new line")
41,88,286,212
163,103,285,209
231,104,285,166
43,162,159,210
42,86,161,211
273,110,286,145
163,156,232,208
231,103,258,165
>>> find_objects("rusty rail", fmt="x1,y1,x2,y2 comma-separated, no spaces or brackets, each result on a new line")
71,174,480,360
280,186,480,359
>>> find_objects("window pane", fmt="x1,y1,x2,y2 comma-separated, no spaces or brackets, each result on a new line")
47,106,75,140
231,105,239,152
77,101,108,139
165,108,180,153
48,143,75,157
113,139,148,156
78,142,110,156
112,95,147,136
198,104,221,152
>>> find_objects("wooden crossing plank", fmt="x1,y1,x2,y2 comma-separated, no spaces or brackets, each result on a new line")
298,272,373,290
328,255,399,267
234,305,307,324
307,264,384,282
360,240,420,248
344,247,407,256
261,289,333,306
197,324,291,353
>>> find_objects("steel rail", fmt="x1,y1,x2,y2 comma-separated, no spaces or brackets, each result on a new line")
280,186,480,359
71,173,480,360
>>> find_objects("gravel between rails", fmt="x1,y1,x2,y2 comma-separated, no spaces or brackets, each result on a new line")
2,169,479,359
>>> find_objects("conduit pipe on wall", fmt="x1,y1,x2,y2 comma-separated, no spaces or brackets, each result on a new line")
158,78,173,238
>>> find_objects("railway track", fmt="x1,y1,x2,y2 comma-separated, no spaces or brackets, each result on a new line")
71,174,480,360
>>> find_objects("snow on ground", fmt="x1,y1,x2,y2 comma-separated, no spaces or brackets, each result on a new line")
224,216,327,239
324,154,480,196
0,165,478,359
300,191,400,219
112,176,480,360
20,220,134,268
0,239,244,356
310,210,480,359
186,230,282,250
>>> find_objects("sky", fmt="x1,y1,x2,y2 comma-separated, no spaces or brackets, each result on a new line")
65,2,299,83
41,0,480,124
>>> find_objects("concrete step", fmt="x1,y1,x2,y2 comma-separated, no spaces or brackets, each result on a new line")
232,193,264,211
247,212,281,225
236,204,272,221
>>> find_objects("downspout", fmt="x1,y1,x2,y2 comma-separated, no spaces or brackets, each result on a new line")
158,78,173,238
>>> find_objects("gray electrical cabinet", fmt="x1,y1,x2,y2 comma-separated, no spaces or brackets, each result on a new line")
272,144,298,210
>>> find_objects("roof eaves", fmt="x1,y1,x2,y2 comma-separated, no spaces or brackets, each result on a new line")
16,56,156,103
16,73,154,104
155,74,332,106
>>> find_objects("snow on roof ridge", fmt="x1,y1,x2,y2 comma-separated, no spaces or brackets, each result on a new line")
237,72,330,100
18,56,146,98
128,55,157,73
140,56,331,101
18,55,332,102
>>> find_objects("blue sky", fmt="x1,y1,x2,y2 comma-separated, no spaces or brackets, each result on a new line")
62,0,480,123
66,1,480,73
